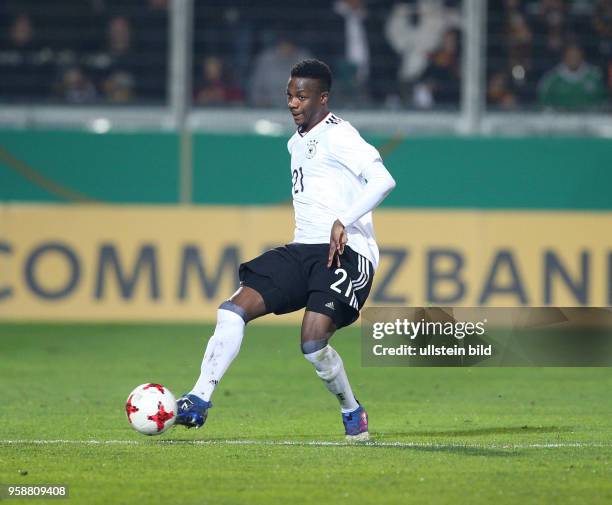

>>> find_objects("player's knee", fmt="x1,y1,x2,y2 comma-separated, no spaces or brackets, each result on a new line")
301,338,328,355
218,300,249,323
215,302,248,336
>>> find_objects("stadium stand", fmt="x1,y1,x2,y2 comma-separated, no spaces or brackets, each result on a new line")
487,0,611,111
0,0,609,110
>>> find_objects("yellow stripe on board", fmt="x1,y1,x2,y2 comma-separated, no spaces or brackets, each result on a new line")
1,205,611,322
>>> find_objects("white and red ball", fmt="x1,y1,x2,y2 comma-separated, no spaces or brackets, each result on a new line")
125,383,176,435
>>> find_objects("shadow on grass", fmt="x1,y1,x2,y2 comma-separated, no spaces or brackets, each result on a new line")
379,444,517,457
158,425,579,457
381,425,574,438
181,425,572,443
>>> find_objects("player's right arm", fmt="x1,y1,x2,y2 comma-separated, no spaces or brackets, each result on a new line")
336,159,396,228
330,125,396,227
327,162,395,268
326,126,396,267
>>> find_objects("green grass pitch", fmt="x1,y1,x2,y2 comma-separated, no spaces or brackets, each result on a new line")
1,322,611,504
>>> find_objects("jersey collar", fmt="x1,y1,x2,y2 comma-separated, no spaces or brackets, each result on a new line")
298,112,332,137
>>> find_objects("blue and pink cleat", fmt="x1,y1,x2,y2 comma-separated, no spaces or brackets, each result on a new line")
342,403,369,441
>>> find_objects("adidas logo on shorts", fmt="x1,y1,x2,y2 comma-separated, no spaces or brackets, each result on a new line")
325,301,335,310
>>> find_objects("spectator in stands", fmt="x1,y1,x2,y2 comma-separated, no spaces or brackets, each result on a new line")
592,0,612,94
538,43,608,110
193,1,255,101
55,66,97,104
8,13,35,50
332,0,370,101
0,12,49,99
414,28,461,108
98,16,137,103
148,0,168,10
102,70,134,103
488,70,518,109
107,16,131,59
533,0,569,78
194,56,243,106
505,6,536,103
385,0,461,106
507,8,533,65
249,34,310,107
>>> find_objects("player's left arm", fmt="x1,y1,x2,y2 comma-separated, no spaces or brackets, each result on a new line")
328,159,396,267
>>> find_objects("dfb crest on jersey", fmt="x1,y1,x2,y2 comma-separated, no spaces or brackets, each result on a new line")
305,139,318,159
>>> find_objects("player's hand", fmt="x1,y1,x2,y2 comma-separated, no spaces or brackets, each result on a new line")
328,219,348,268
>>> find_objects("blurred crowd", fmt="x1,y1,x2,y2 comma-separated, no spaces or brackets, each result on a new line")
1,0,610,111
0,0,168,104
488,0,611,110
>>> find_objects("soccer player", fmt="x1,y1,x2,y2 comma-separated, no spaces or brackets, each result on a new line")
176,59,395,441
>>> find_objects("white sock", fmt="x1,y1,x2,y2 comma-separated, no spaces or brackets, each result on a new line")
190,308,245,402
303,345,359,413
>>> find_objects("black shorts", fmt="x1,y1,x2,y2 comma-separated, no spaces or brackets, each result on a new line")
239,243,374,329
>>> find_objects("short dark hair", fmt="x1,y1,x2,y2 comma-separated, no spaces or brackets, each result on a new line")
290,59,332,93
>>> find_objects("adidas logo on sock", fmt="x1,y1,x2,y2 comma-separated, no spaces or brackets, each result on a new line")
325,301,335,310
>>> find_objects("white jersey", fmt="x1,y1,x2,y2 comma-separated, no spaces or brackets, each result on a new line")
287,112,383,269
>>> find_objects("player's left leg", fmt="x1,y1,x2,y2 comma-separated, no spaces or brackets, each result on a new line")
178,245,308,429
301,310,369,441
189,286,267,402
176,286,269,428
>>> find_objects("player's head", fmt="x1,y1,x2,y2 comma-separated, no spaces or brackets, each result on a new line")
287,59,332,132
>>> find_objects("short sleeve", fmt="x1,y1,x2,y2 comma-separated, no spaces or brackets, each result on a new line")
329,124,382,177
287,133,298,154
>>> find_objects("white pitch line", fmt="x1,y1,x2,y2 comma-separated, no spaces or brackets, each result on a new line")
1,439,611,450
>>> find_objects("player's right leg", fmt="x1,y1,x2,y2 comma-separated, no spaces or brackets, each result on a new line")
299,244,374,440
177,245,308,429
176,286,268,428
301,305,369,441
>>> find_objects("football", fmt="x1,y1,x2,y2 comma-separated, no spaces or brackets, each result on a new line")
125,383,176,435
